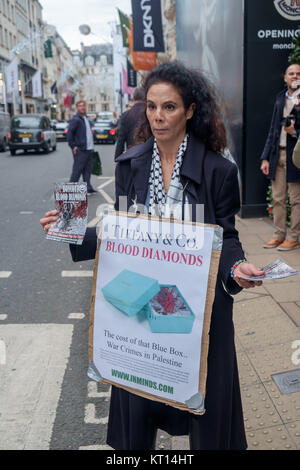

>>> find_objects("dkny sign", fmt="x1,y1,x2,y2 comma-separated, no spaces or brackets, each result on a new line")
131,0,165,53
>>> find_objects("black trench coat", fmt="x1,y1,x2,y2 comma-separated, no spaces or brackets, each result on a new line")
70,134,247,450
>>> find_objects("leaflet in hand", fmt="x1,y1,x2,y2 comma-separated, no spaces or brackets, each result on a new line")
241,259,300,281
46,182,88,245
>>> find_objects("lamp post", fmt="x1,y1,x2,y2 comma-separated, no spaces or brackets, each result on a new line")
119,72,123,114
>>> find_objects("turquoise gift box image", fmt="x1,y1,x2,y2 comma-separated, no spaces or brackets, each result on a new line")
101,269,160,317
101,270,195,334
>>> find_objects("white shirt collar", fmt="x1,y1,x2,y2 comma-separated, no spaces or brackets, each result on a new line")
286,88,300,100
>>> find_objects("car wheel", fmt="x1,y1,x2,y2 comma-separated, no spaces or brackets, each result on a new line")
53,145,57,151
10,149,16,156
1,139,7,152
43,143,50,154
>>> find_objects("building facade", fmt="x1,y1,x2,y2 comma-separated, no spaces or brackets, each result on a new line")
0,0,47,115
45,29,75,121
0,0,17,112
19,0,45,115
111,22,129,117
72,43,115,117
1,0,75,118
160,0,177,62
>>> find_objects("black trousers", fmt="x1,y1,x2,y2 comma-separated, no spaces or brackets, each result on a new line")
70,149,94,191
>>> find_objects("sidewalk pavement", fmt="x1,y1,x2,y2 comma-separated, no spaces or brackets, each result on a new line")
157,216,300,451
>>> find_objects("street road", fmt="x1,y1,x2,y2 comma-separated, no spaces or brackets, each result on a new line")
0,142,117,450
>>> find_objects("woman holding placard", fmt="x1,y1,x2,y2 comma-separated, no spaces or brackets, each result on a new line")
40,61,264,450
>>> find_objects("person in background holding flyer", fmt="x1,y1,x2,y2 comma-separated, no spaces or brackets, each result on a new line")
260,64,300,251
67,100,98,196
41,61,265,450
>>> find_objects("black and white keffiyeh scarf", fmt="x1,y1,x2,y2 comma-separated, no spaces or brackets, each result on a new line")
148,134,188,218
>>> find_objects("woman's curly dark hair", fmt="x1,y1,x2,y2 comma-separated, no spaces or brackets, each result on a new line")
134,61,227,153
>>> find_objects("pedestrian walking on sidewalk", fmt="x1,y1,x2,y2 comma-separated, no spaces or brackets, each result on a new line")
41,61,264,450
67,100,97,195
260,64,300,251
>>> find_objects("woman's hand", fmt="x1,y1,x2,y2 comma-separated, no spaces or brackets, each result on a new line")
40,210,58,233
233,262,265,289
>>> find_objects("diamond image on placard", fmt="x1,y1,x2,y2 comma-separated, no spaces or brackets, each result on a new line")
150,286,191,317
145,285,195,334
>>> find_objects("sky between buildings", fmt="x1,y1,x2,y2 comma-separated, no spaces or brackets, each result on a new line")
39,0,132,50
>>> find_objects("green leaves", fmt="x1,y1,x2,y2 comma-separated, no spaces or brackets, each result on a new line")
288,37,300,64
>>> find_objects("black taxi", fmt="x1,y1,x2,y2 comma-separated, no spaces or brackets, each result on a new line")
92,119,117,145
8,114,57,156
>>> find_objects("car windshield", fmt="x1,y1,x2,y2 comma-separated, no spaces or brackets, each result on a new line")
97,113,113,121
94,120,111,127
12,117,41,129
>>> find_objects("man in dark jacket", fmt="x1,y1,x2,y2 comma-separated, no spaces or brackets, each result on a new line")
114,87,146,160
67,100,97,195
260,64,300,251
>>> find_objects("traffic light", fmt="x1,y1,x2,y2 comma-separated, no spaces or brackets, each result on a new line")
44,39,53,58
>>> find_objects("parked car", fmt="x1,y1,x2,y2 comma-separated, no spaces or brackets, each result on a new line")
54,121,68,141
8,114,57,156
92,119,117,145
97,111,118,127
0,111,10,152
50,119,58,128
87,113,97,123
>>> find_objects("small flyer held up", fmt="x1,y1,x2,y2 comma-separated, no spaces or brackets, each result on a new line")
90,213,222,414
46,182,88,245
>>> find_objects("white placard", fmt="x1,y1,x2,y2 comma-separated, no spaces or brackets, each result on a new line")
92,214,215,406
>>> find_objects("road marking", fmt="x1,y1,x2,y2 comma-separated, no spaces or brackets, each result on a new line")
88,216,102,228
20,211,34,215
79,444,113,450
0,340,6,365
88,202,114,228
99,189,114,204
84,404,109,425
61,271,93,277
88,381,111,398
0,315,8,321
0,272,12,278
68,313,85,320
0,324,73,450
97,178,115,190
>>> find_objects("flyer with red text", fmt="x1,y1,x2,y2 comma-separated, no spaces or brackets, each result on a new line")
46,182,88,245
